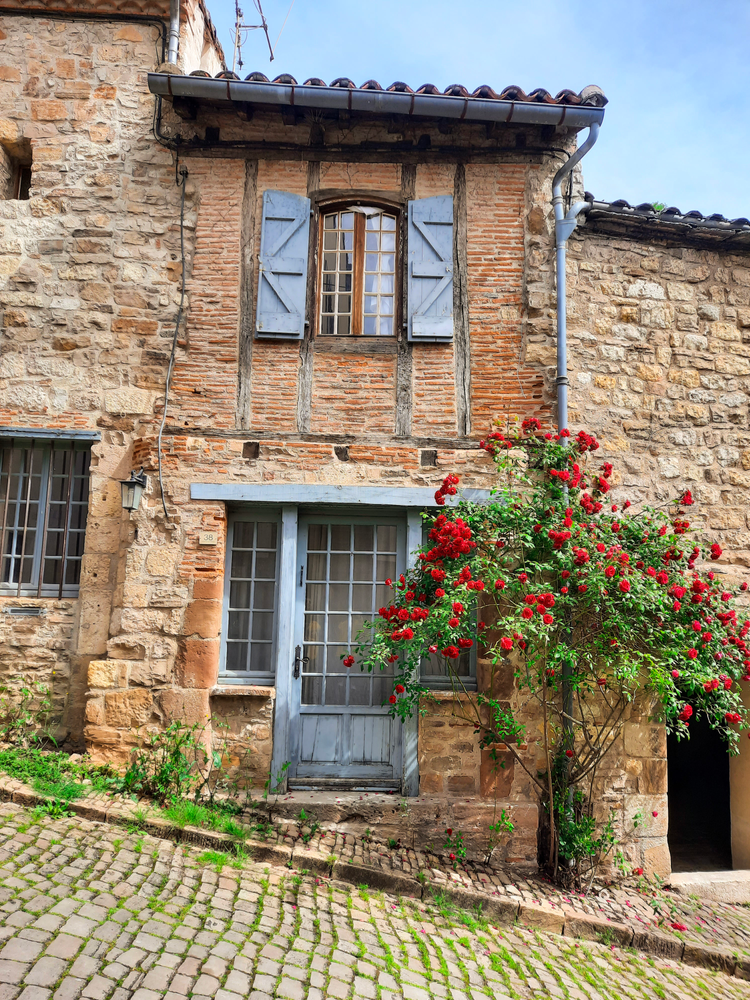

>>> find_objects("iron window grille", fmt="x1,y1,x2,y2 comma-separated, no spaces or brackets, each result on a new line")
0,439,91,598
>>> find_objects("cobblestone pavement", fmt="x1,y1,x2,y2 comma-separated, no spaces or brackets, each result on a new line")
0,804,749,1000
62,780,750,959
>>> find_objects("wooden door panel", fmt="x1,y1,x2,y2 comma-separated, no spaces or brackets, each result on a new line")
299,714,341,764
351,715,392,764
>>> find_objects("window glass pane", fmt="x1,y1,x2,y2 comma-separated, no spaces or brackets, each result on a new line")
226,643,247,672
0,442,90,596
349,676,370,706
223,517,280,677
250,643,272,672
300,519,402,709
319,208,397,336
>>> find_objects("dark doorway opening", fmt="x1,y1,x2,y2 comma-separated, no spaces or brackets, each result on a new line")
667,716,732,871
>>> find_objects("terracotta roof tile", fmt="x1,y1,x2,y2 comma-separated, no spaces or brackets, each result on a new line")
200,73,609,108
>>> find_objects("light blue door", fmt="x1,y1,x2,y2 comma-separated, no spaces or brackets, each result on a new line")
288,515,405,789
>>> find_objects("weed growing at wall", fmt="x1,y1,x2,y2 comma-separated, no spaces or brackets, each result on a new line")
349,418,750,887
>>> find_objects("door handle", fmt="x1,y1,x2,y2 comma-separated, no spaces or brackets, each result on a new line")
293,644,309,679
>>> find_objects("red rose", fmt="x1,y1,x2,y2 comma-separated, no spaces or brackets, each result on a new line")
519,573,528,583
578,584,588,594
565,749,574,758
521,608,533,620
395,684,405,694
441,646,459,659
671,670,679,679
385,579,392,586
561,586,568,594
389,695,397,704
458,638,473,649
452,602,464,615
428,645,438,654
711,543,722,560
495,579,506,590
604,565,616,578
435,588,445,598
619,579,631,593
543,613,554,625
678,704,693,722
687,648,698,659
343,655,355,668
633,867,644,876
500,637,513,651
449,617,459,628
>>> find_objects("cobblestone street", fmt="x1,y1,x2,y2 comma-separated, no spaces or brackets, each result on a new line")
0,804,748,1000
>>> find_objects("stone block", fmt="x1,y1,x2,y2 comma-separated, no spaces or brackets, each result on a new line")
518,902,564,934
85,699,105,726
563,912,633,946
78,592,112,656
104,387,156,416
88,660,128,690
643,839,671,878
638,758,667,794
177,639,220,689
331,861,421,898
682,943,736,974
159,688,210,726
623,722,666,758
183,600,222,639
145,547,179,578
104,689,152,728
632,929,683,959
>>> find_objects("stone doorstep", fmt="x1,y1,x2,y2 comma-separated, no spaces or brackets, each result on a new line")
0,774,746,981
670,869,750,904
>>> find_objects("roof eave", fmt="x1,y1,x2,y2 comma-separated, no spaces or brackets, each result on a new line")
147,74,606,129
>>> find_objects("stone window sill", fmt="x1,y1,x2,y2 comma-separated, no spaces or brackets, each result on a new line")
210,685,276,699
420,690,478,702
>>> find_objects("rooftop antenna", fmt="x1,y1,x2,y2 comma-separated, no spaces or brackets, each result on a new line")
232,0,274,74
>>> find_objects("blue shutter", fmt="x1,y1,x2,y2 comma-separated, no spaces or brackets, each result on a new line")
407,195,454,342
256,190,310,340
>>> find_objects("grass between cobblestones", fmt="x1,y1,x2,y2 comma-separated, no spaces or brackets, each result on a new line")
0,804,747,1000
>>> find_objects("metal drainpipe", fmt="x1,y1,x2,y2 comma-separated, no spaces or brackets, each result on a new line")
551,122,600,435
167,0,180,65
550,123,600,752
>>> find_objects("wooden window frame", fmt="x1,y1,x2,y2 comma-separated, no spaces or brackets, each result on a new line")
315,200,402,338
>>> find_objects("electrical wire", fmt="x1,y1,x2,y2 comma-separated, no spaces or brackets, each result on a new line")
157,160,189,521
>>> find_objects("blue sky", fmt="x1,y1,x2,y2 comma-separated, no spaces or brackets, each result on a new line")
207,0,750,220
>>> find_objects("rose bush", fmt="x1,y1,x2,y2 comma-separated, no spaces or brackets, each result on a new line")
346,418,750,886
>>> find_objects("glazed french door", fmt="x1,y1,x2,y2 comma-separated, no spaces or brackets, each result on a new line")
287,514,405,789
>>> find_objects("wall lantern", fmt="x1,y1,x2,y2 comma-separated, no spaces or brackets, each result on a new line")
120,469,148,512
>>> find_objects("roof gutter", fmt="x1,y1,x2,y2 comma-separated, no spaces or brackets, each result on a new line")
147,73,606,129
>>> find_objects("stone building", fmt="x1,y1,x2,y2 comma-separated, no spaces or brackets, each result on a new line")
2,0,750,876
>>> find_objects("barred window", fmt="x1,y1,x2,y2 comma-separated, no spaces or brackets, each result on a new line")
0,440,91,597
